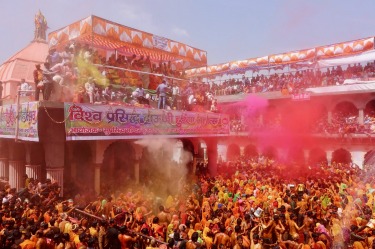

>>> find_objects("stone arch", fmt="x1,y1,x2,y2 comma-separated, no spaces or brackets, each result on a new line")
364,150,375,167
227,143,240,161
69,141,93,193
329,98,361,112
332,148,352,164
244,144,258,158
365,99,375,117
287,147,304,164
139,138,192,197
180,139,195,174
102,141,135,190
263,146,277,159
181,139,195,155
332,101,358,117
309,148,328,166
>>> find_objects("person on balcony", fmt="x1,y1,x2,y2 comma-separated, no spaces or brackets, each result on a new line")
42,62,55,101
33,64,44,101
85,77,96,104
156,80,169,109
133,83,149,105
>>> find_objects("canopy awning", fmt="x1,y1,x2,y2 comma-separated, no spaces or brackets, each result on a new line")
186,36,374,78
48,15,207,69
317,50,375,68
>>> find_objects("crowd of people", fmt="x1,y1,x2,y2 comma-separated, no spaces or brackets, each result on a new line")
23,42,219,113
16,42,375,116
228,111,375,135
1,152,375,249
211,61,375,96
312,113,375,136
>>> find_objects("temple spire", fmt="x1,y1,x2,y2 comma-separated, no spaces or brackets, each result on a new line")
34,10,48,41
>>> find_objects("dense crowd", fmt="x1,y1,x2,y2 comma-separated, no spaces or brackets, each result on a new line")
1,153,375,249
19,43,375,115
211,61,375,96
312,113,375,136
229,111,375,135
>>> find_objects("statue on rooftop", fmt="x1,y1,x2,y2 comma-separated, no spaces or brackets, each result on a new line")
34,10,48,41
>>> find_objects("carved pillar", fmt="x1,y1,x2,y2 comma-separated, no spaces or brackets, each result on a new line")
133,144,144,184
90,140,112,191
0,158,9,179
240,146,245,157
70,161,77,180
25,164,42,181
328,111,332,124
46,167,64,195
358,109,364,125
303,149,310,165
44,140,65,196
94,163,101,195
206,138,218,176
326,150,333,166
9,161,25,190
191,140,199,175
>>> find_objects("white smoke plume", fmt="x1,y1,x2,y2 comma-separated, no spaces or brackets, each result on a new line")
134,138,193,199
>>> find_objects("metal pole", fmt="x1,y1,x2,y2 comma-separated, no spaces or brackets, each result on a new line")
15,90,34,142
15,90,21,142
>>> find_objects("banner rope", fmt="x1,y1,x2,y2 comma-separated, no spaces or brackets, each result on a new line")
42,102,70,124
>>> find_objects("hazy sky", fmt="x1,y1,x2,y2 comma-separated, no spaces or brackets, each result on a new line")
1,0,375,66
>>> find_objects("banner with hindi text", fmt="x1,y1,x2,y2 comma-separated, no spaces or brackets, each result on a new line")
0,102,39,141
64,103,230,140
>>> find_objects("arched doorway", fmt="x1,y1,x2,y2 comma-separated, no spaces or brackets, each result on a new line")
227,144,240,161
287,148,304,164
365,99,375,117
181,139,195,174
332,148,352,164
365,100,375,133
244,144,258,158
139,139,192,198
68,142,93,196
333,101,358,116
309,148,328,166
263,146,277,159
102,141,135,192
333,101,358,122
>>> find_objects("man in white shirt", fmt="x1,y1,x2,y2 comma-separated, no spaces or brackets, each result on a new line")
133,83,149,105
85,77,96,104
171,82,180,110
20,79,32,96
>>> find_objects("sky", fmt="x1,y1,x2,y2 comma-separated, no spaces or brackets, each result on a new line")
1,0,375,66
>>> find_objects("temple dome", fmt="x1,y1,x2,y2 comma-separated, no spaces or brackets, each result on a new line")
0,40,49,100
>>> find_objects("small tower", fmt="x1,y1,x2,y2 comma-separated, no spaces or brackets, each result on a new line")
34,10,48,41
